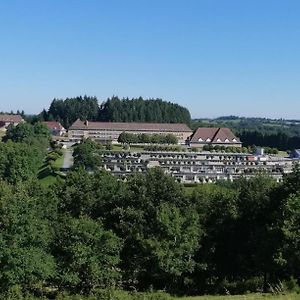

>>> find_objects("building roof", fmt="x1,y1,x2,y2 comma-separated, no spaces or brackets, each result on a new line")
291,149,300,158
190,127,241,144
43,121,65,131
0,114,24,123
69,119,192,132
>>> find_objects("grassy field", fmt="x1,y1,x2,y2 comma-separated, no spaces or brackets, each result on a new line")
179,294,300,300
38,150,66,186
0,130,6,140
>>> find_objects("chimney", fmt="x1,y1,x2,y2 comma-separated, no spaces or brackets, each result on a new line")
85,120,89,127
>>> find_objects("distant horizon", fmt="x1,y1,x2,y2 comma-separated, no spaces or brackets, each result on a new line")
1,96,300,122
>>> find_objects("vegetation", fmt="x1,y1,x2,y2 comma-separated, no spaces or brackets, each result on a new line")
38,96,191,128
0,122,50,184
118,132,178,145
2,113,300,299
192,117,300,151
99,96,191,125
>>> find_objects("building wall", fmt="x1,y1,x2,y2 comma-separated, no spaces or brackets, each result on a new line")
98,150,294,183
0,121,22,132
68,128,191,144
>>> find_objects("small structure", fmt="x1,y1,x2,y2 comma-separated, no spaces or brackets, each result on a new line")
255,147,265,156
0,114,25,131
43,121,66,136
189,127,242,148
290,149,300,159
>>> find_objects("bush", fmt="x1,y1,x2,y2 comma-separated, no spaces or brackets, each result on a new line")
94,289,132,300
133,291,172,300
47,151,60,161
94,290,172,300
54,148,64,156
283,277,300,293
0,285,42,300
219,277,264,295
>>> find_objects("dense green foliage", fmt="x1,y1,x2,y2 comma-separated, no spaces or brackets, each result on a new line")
1,125,300,299
39,96,191,128
118,132,178,145
99,96,191,124
44,96,99,128
238,131,300,151
0,123,50,183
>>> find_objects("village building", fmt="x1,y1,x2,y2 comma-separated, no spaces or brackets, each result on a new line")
43,121,66,136
0,114,25,131
189,127,242,148
290,149,300,159
68,119,193,144
98,150,293,183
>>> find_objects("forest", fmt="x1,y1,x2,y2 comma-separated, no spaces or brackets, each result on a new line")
38,96,192,128
0,123,300,299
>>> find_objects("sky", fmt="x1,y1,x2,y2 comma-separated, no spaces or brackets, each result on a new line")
0,0,299,119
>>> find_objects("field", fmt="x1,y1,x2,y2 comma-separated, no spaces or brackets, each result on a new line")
29,293,300,300
0,130,6,140
38,149,66,186
179,294,300,300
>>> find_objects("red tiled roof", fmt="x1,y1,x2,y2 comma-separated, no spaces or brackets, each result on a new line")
0,114,24,123
190,127,241,144
43,121,65,131
69,119,192,132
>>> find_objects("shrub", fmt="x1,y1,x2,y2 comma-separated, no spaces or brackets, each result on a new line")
219,277,264,295
283,276,300,293
94,289,132,300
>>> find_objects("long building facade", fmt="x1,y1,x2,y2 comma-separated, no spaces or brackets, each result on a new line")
99,150,294,183
68,119,193,144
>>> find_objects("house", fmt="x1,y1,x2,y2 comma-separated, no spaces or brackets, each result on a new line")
189,127,242,148
68,119,192,144
43,121,66,136
0,114,25,131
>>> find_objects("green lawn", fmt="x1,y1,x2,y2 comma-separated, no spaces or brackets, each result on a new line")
178,294,299,300
278,151,288,158
38,150,66,186
0,130,6,140
52,152,65,168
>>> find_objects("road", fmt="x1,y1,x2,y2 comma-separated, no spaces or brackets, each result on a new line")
62,147,74,170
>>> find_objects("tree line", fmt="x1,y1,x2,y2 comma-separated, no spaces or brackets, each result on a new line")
238,130,300,151
38,96,191,129
118,132,178,145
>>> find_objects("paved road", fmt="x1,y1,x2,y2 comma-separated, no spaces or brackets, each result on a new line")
62,147,74,169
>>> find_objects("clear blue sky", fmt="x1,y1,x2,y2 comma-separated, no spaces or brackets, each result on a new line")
0,0,299,119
